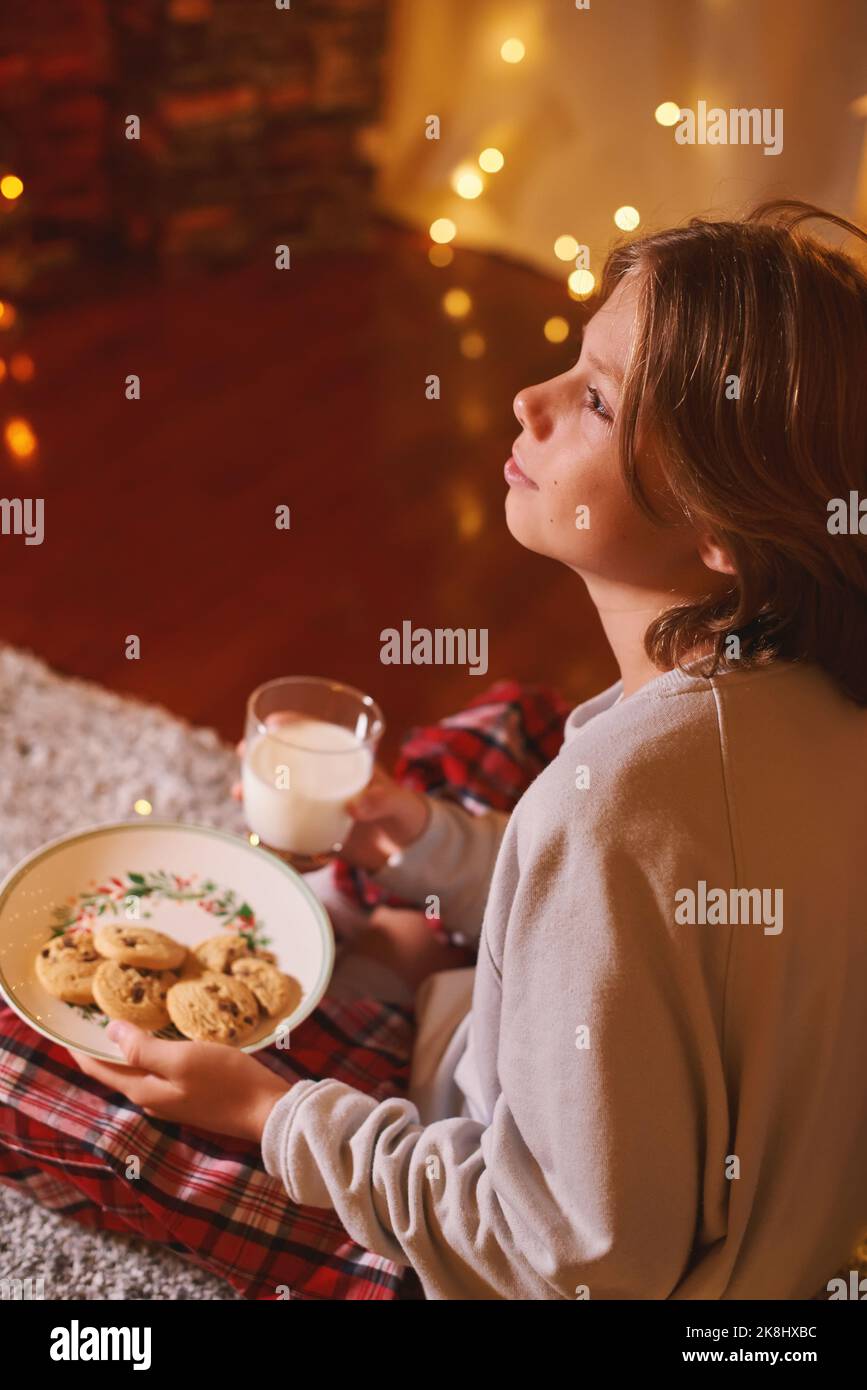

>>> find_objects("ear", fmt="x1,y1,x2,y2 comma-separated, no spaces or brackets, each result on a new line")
697,532,737,577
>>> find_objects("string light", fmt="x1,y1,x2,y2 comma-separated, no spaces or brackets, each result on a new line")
429,217,457,244
614,206,641,231
654,102,681,127
10,353,34,382
133,799,153,816
460,331,486,359
4,417,37,460
568,268,596,298
450,483,485,540
443,288,472,318
554,235,580,261
0,175,23,201
478,147,505,173
544,316,570,344
500,38,526,63
429,244,454,268
457,396,490,436
452,166,484,200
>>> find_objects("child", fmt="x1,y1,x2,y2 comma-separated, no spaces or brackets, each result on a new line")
5,199,867,1300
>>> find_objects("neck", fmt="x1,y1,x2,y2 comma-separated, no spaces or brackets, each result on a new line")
583,576,679,697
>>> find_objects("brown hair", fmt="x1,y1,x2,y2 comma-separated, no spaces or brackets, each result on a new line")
598,200,867,704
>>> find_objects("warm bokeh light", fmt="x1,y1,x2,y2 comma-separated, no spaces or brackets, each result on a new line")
654,102,682,127
460,331,486,359
614,205,641,231
500,38,525,63
457,396,490,437
544,316,570,344
478,147,505,173
452,166,484,199
0,359,6,383
568,268,596,298
4,417,37,460
133,799,153,816
554,235,580,261
450,483,485,540
0,301,17,329
0,175,24,201
443,288,472,318
429,244,454,268
249,832,260,846
430,217,457,244
10,353,34,382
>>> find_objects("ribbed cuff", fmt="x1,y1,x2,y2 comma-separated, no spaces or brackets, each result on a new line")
368,797,456,901
261,1078,319,1198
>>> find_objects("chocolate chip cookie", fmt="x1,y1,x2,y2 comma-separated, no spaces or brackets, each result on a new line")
166,972,259,1045
230,956,300,1019
94,924,187,971
35,929,101,1004
92,960,175,1030
193,934,254,974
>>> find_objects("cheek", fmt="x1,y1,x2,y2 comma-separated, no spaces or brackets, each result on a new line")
505,427,639,563
553,439,626,534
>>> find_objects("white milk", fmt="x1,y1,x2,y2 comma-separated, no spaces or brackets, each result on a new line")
242,717,373,855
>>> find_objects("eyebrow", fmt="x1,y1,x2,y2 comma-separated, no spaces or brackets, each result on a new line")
583,350,623,387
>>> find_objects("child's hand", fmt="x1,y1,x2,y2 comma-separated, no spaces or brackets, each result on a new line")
340,767,432,871
71,1024,291,1144
351,906,475,990
232,727,430,872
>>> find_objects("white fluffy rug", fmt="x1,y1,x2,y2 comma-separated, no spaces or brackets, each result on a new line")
0,646,250,1299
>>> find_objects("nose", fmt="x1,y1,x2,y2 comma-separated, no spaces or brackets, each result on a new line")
513,382,554,441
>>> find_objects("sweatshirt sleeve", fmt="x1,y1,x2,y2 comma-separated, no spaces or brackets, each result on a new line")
368,796,509,945
261,813,709,1300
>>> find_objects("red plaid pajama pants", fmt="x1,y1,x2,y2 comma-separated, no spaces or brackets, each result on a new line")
0,681,571,1301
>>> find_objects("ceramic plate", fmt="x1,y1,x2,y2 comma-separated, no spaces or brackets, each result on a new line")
0,821,334,1064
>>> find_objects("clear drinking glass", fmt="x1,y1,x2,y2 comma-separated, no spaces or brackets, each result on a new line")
242,676,384,871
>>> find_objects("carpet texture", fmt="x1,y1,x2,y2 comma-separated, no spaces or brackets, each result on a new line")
0,645,250,1299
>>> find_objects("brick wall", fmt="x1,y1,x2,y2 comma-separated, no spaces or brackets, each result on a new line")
0,0,390,297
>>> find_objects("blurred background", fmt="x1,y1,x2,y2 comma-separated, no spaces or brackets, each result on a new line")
1,0,865,759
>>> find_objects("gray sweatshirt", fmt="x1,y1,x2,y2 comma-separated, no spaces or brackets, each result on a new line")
262,661,867,1299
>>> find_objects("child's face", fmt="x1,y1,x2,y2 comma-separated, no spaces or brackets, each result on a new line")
505,276,709,594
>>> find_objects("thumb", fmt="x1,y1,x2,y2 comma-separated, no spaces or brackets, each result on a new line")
106,1020,177,1074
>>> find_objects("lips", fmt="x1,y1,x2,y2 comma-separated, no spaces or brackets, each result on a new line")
504,446,539,490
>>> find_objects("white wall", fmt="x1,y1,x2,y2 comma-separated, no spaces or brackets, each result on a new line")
369,0,867,278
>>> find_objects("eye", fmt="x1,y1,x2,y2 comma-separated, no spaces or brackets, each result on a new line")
585,385,613,424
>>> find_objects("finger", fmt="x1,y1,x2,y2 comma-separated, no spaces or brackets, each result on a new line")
120,1074,183,1113
70,1047,149,1079
264,711,302,729
85,1065,181,1114
69,1049,155,1089
346,781,396,821
106,1021,190,1076
238,712,302,760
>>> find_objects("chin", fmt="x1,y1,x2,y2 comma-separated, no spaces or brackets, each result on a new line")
504,490,531,545
504,495,551,559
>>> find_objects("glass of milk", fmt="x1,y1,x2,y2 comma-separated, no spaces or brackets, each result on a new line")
242,676,384,870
